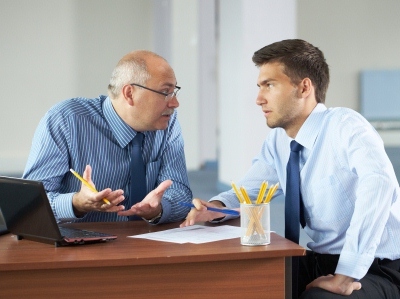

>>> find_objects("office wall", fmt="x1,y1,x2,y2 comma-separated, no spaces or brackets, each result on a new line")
298,0,400,110
0,0,213,174
217,0,296,186
153,0,218,170
296,0,400,148
217,0,400,187
1,0,400,176
0,0,153,174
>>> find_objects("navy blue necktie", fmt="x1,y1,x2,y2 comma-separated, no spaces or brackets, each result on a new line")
128,133,146,221
285,140,304,243
285,140,304,299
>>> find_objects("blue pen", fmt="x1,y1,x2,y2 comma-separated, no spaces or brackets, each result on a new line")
179,202,240,216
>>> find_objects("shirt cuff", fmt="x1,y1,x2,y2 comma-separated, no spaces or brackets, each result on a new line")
335,250,375,279
208,199,238,223
142,206,163,225
54,192,82,221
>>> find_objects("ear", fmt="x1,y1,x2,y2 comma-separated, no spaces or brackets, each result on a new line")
297,78,313,99
122,84,135,106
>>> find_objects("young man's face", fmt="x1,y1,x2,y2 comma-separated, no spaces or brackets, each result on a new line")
256,62,306,138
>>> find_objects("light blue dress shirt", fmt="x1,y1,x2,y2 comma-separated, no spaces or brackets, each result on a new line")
23,95,192,223
212,103,400,280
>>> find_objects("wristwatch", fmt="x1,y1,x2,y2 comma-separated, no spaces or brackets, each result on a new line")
143,207,163,224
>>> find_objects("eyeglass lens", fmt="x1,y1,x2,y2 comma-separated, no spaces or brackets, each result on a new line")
166,88,180,101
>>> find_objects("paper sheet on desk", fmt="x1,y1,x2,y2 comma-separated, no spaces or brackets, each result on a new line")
128,225,242,244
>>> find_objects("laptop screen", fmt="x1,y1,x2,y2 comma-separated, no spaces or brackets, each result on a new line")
0,176,62,242
0,176,117,246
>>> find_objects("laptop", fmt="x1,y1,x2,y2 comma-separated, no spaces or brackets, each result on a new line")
0,176,117,247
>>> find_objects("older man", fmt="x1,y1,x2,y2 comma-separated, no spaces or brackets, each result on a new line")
23,50,192,224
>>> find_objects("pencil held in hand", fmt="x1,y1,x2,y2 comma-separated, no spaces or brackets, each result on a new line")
69,168,111,205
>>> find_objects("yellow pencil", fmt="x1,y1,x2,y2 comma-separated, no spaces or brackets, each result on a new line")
231,181,245,203
240,186,252,204
264,183,279,203
69,168,111,205
263,184,274,203
271,183,280,199
256,181,268,204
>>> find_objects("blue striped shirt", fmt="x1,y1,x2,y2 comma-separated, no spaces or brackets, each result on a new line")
23,95,192,223
213,103,400,280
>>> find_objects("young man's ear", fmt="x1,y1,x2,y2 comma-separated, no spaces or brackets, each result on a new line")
298,78,313,99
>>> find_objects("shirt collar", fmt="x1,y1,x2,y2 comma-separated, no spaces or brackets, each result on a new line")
103,96,138,148
295,103,327,150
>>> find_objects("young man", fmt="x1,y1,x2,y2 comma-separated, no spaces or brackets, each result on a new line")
23,50,192,224
181,39,400,298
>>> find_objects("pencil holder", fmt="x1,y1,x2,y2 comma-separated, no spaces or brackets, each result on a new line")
240,203,270,246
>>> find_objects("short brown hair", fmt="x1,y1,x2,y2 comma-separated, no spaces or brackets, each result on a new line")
252,39,329,103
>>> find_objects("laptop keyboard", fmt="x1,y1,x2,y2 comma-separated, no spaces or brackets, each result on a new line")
59,226,112,238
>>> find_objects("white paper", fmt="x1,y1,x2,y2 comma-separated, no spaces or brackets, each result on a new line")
128,225,242,244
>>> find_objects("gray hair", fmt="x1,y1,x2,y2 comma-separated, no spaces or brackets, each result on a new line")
107,54,151,99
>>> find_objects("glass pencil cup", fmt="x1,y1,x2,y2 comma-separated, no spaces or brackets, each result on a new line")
240,203,270,246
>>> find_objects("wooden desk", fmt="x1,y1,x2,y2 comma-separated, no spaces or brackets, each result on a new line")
0,219,304,299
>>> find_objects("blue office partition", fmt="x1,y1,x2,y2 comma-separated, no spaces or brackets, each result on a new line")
360,70,400,121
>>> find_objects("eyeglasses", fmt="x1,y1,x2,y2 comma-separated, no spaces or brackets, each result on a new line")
130,83,181,101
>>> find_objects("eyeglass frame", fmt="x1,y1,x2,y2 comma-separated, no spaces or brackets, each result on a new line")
130,83,181,101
